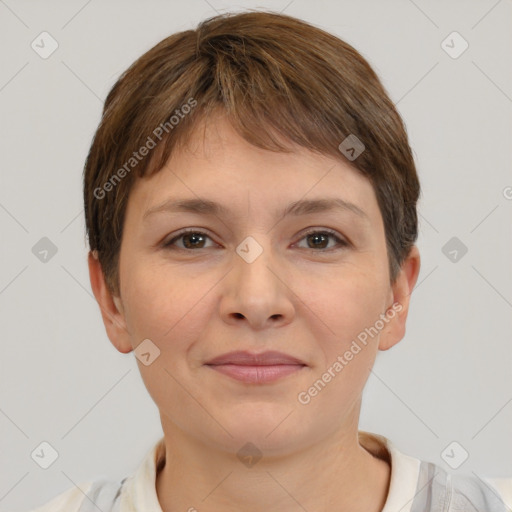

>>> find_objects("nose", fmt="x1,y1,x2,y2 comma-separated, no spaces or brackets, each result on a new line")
218,236,295,331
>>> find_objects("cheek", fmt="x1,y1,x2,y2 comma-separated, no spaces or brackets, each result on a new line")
120,259,216,349
118,262,210,402
297,267,389,344
295,266,389,402
295,272,388,414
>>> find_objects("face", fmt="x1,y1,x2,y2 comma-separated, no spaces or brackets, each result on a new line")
90,115,419,456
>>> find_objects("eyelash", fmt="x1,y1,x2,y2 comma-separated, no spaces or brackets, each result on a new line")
162,228,349,252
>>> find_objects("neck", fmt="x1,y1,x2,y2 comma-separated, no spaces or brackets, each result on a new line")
155,425,391,512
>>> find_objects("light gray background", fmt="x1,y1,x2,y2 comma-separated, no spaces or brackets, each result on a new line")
1,0,511,510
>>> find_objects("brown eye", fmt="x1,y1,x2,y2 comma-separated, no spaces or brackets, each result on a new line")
296,229,348,251
163,230,213,250
162,228,348,252
307,232,329,249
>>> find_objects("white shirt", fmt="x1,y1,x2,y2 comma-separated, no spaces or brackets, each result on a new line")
28,432,512,512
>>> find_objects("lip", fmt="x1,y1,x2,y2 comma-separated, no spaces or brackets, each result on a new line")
206,350,306,366
205,350,307,384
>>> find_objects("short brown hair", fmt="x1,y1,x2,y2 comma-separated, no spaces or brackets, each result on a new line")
83,10,420,296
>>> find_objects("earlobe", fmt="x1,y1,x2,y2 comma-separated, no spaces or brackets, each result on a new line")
378,245,421,351
87,251,133,354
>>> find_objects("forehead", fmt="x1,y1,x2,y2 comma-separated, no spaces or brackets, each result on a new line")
127,116,382,227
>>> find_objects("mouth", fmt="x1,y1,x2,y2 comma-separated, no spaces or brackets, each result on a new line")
205,350,307,384
206,363,306,384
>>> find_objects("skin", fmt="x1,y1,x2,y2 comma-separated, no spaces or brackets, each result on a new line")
89,114,420,512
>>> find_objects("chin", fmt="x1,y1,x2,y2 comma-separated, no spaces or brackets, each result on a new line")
213,411,309,453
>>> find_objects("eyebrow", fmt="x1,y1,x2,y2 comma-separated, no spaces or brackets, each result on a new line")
143,197,369,222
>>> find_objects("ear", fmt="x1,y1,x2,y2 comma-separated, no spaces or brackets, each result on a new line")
378,245,421,351
88,250,133,354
